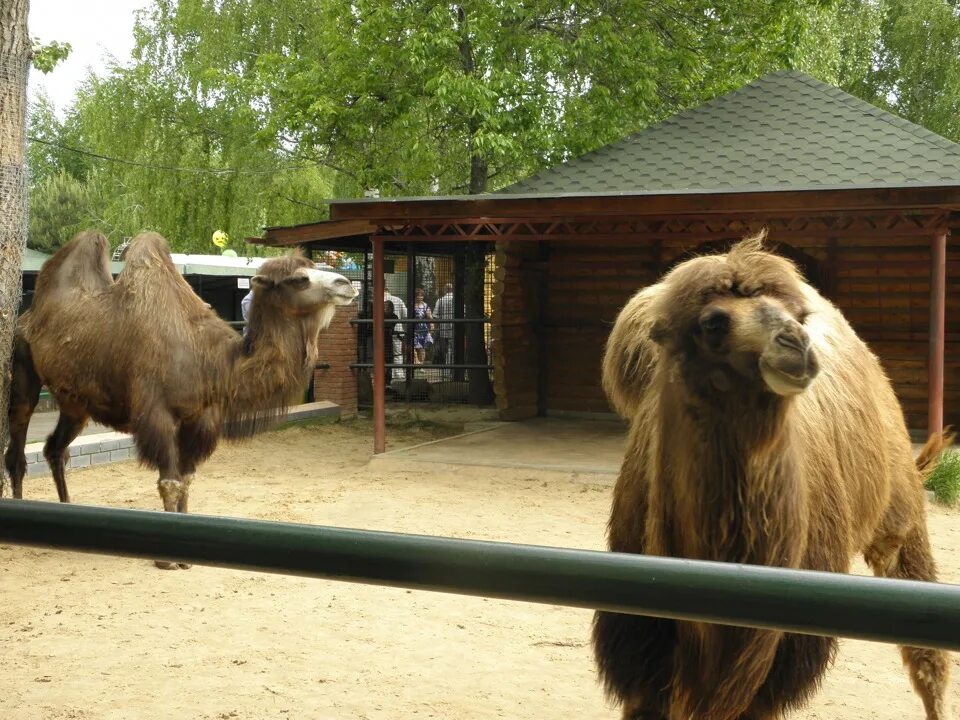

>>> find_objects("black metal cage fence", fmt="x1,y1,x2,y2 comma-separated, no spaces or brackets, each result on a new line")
352,247,496,406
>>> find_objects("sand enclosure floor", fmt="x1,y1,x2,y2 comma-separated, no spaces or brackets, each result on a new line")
1,415,959,719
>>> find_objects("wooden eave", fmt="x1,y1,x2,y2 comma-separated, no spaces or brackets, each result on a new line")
328,186,960,223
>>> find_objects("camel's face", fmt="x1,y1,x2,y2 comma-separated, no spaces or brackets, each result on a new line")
252,257,358,315
297,267,359,309
650,243,819,397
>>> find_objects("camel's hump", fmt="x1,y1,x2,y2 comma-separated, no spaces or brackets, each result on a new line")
121,232,176,269
34,229,112,296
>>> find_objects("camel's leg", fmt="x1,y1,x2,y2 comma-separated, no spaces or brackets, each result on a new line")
865,524,950,720
43,408,88,504
175,408,218,516
172,411,220,569
593,611,674,720
134,407,186,570
4,336,42,499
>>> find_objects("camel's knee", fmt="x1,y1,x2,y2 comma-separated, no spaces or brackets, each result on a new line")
176,474,194,513
157,478,182,512
901,646,950,720
868,526,938,584
42,439,68,467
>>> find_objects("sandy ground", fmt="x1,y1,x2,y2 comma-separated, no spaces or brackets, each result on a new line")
1,416,959,720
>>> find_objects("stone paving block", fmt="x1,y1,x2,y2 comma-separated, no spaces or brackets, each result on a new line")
100,440,120,452
110,449,131,462
91,452,111,465
28,461,49,476
117,437,135,450
70,455,91,468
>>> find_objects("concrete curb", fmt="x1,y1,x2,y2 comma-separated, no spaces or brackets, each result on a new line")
24,401,341,476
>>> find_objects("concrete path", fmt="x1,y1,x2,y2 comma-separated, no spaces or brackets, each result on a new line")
373,416,629,475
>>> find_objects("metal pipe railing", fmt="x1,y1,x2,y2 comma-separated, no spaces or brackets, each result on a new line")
351,318,491,324
350,363,493,370
1,500,958,651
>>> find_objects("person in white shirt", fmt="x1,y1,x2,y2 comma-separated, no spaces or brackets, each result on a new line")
240,289,254,336
432,283,454,377
384,289,407,380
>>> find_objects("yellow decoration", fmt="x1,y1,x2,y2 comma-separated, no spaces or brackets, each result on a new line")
212,230,229,248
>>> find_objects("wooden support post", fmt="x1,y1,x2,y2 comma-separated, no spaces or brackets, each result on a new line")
928,230,947,437
373,237,386,454
536,242,550,417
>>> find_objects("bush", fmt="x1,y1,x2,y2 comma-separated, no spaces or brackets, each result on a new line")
925,450,960,506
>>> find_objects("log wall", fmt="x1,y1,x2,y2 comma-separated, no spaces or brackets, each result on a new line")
492,233,957,430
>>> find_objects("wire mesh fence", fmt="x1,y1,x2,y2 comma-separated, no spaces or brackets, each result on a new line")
354,248,496,406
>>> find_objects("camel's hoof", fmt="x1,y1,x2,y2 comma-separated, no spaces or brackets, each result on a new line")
177,562,193,570
154,560,180,570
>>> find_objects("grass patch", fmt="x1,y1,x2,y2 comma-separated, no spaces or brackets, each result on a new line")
925,450,960,506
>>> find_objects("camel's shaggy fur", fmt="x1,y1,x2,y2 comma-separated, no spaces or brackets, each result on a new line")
594,233,951,719
5,231,357,567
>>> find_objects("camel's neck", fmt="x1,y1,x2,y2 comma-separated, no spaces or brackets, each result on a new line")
654,373,807,568
219,312,323,435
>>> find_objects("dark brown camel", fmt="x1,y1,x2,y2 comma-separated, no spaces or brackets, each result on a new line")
4,230,357,568
594,233,952,719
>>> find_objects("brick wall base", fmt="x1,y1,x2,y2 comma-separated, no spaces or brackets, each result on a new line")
312,304,359,417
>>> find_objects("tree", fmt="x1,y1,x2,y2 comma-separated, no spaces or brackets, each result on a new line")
0,0,32,495
863,0,960,143
28,170,103,253
122,0,878,404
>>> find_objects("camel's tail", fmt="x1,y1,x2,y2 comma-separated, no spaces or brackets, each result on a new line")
915,426,955,479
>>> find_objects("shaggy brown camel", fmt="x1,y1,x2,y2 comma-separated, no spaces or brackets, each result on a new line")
4,230,357,568
594,233,952,720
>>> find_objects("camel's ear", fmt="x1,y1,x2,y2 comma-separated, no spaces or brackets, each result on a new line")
251,276,275,291
649,319,670,346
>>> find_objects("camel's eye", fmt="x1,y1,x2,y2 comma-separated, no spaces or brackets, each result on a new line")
733,284,762,298
282,275,310,290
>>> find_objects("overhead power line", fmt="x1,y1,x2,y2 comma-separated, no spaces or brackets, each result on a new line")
27,136,318,177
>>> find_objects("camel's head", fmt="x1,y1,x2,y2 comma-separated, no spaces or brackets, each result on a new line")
250,254,358,323
648,233,819,398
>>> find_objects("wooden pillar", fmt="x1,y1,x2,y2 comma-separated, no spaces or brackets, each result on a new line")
928,230,947,437
372,237,386,454
405,243,416,399
536,241,550,417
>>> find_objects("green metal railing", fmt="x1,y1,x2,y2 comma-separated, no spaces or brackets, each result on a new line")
1,500,959,651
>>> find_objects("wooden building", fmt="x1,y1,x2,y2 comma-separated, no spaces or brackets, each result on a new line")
258,71,960,451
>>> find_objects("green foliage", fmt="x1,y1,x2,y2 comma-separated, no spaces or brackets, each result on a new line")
28,171,103,253
25,0,960,256
925,450,960,506
864,0,960,143
31,39,71,74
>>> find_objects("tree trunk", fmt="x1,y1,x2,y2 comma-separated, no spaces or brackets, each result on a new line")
459,6,494,405
0,0,30,496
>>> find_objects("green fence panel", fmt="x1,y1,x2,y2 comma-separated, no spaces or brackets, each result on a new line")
1,500,958,651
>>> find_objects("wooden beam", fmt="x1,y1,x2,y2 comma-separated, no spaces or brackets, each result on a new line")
929,230,948,437
330,187,960,223
372,237,386,454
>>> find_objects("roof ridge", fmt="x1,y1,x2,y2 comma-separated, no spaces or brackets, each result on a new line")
788,72,960,156
497,70,960,196
505,78,770,190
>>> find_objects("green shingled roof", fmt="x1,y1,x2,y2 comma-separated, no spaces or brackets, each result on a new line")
498,71,960,196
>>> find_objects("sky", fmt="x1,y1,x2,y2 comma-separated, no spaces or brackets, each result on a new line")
28,0,151,117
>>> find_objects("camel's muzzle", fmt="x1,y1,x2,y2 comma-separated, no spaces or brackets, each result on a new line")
759,325,819,396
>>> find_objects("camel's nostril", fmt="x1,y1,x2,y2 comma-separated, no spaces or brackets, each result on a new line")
775,331,808,353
